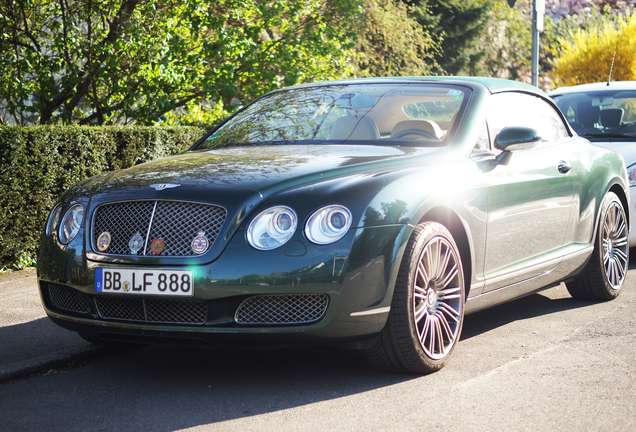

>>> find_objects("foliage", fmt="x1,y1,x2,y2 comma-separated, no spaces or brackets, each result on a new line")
354,0,440,77
553,11,636,85
0,125,205,266
0,0,359,126
405,0,497,76
478,1,558,90
477,0,635,91
545,0,636,19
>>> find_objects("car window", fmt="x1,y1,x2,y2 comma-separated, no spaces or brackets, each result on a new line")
551,89,636,138
487,92,569,145
195,84,471,150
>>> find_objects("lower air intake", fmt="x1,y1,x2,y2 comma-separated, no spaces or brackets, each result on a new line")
48,283,91,315
94,296,207,325
235,294,329,325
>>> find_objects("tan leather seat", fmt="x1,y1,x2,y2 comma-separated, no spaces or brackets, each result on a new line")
390,120,443,139
329,115,380,140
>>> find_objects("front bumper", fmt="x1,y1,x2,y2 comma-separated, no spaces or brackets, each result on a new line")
38,225,408,347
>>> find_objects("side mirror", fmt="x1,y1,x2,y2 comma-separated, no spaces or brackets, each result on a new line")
494,126,541,165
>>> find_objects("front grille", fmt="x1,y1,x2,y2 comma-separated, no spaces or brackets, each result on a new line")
94,296,207,325
235,294,329,325
48,283,91,314
92,200,226,257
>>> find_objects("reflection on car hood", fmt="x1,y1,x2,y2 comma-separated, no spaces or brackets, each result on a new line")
75,144,447,200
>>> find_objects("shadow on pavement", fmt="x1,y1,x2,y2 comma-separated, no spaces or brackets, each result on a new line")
0,317,107,383
0,343,418,431
462,288,590,341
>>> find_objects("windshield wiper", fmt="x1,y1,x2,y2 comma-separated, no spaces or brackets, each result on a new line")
580,132,636,140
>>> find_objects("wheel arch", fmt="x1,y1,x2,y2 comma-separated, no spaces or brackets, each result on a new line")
609,182,629,228
587,181,630,246
417,206,473,299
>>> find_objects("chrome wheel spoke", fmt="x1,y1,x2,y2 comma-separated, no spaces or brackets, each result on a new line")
436,245,452,281
605,259,615,285
433,318,444,355
601,202,628,289
438,286,461,300
615,218,626,238
424,241,439,279
613,235,628,248
438,313,455,343
437,261,458,290
422,315,433,349
614,260,625,284
414,302,428,324
614,248,628,264
439,301,460,323
414,284,427,301
414,234,464,360
417,261,429,287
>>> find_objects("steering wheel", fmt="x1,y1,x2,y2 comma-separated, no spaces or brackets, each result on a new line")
393,128,440,140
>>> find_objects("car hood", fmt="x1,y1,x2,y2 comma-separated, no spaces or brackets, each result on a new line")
75,144,447,202
73,144,448,265
590,140,636,166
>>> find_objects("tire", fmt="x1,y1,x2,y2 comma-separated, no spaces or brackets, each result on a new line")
566,191,628,301
365,222,465,374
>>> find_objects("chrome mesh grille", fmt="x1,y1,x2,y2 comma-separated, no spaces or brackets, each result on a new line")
93,201,154,255
235,294,329,325
94,296,207,324
48,283,91,314
92,200,226,257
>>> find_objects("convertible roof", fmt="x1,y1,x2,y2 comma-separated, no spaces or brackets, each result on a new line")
297,76,544,96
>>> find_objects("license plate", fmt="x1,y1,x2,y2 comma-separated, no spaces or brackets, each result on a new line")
95,268,194,297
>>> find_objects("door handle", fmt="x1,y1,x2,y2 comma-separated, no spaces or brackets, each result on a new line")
558,161,572,174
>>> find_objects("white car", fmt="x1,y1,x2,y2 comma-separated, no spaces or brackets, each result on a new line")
550,81,636,247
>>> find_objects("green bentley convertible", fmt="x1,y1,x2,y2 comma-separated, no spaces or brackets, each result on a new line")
38,77,629,374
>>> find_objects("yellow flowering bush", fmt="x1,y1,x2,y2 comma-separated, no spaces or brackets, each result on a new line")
554,12,636,86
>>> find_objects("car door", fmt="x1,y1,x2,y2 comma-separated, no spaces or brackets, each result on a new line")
482,92,574,292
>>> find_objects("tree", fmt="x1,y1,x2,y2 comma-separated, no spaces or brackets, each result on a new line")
479,0,559,90
0,0,359,126
404,0,497,76
354,0,441,77
554,11,636,85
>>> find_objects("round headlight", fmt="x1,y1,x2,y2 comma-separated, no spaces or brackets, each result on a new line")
247,206,298,250
305,205,352,245
45,204,62,236
58,204,85,244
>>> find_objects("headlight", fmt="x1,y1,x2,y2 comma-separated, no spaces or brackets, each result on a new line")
247,206,298,250
45,204,62,236
305,205,352,245
628,163,636,187
58,204,85,244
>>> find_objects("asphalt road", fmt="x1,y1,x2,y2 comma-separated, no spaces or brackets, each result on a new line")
1,264,635,431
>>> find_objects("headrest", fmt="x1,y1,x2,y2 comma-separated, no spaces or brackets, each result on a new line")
599,108,624,128
329,115,380,140
390,120,443,139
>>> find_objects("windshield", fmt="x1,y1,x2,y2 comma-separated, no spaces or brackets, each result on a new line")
195,83,469,150
551,89,636,140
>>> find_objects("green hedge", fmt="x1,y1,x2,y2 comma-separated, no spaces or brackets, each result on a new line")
0,125,208,268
